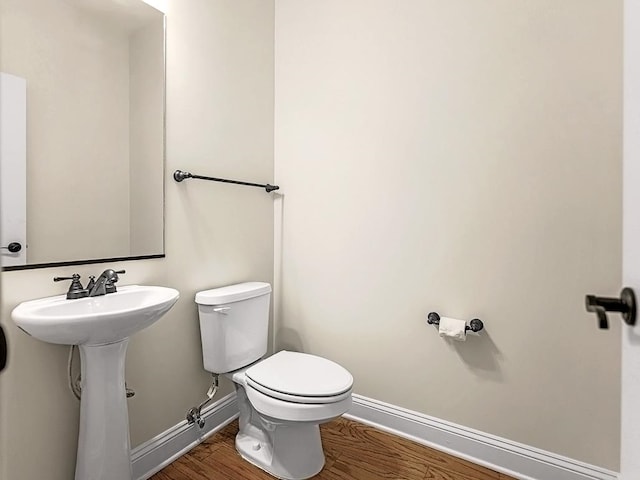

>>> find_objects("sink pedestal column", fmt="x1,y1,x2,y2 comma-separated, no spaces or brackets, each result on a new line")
76,339,132,480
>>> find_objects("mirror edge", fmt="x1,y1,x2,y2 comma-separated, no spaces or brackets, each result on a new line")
2,254,166,272
2,7,168,271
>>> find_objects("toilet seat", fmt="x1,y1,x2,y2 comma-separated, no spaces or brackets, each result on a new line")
243,378,353,423
245,351,353,405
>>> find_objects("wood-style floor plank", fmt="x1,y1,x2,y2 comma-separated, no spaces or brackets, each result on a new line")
150,418,517,480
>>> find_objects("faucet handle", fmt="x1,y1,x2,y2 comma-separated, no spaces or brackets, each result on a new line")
105,270,125,294
53,274,88,300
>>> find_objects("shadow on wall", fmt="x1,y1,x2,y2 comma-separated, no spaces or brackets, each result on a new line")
448,331,505,382
277,327,305,353
627,327,640,347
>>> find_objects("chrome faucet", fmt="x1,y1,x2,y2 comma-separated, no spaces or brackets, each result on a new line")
88,269,125,297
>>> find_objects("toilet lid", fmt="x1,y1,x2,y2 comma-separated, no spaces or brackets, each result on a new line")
245,351,353,404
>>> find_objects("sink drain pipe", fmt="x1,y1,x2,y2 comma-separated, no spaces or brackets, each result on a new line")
68,345,82,400
67,345,135,400
187,373,219,428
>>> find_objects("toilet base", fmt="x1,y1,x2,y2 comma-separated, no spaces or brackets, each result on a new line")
235,386,326,480
236,422,325,480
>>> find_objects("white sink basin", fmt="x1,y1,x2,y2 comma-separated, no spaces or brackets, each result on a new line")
12,283,180,480
12,285,179,345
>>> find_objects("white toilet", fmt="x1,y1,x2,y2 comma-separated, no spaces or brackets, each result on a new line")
195,282,353,480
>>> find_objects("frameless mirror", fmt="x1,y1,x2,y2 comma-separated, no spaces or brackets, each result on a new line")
0,0,165,269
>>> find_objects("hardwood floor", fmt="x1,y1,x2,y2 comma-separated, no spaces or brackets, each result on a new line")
150,418,517,480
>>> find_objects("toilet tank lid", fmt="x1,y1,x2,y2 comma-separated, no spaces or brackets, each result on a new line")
195,282,271,305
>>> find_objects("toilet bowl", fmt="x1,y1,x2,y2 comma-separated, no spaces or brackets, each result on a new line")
195,283,353,480
228,351,352,479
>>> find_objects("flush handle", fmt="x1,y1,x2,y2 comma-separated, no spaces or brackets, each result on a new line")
213,307,231,314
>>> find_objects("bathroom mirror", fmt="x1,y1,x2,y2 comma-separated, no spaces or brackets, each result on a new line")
0,0,165,270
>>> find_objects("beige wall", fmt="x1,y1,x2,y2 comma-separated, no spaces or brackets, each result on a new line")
0,0,624,477
274,0,622,469
130,19,165,256
0,0,131,263
0,0,274,478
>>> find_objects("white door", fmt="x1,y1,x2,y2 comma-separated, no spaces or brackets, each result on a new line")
621,0,640,478
0,72,27,266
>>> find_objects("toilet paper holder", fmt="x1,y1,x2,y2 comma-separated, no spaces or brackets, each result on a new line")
427,312,484,333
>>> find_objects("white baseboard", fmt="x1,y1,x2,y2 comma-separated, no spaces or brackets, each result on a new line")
131,392,239,480
130,391,618,480
345,394,618,480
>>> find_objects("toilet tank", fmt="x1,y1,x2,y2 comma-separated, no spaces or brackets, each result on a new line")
195,282,271,373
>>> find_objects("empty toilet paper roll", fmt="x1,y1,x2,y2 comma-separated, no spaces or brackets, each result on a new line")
438,317,467,341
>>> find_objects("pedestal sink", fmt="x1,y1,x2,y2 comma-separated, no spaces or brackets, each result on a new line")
11,285,179,480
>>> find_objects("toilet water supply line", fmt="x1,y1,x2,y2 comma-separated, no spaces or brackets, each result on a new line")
187,373,219,428
67,345,135,400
